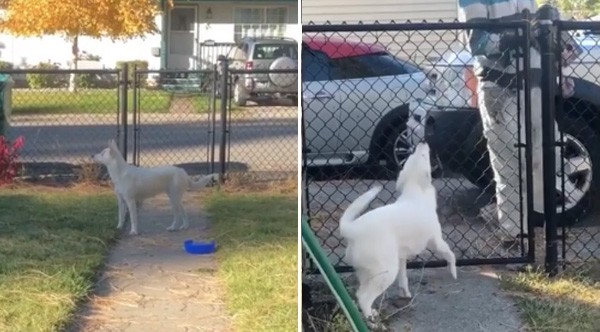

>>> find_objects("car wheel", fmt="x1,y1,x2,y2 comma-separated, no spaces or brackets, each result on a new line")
233,83,247,107
382,124,412,173
550,115,599,225
464,115,599,226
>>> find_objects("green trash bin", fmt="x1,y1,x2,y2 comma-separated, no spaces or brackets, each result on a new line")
0,73,14,138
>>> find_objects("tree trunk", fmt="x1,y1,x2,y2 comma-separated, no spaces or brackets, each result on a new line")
68,36,78,93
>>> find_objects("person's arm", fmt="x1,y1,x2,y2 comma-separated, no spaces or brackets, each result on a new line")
468,24,503,56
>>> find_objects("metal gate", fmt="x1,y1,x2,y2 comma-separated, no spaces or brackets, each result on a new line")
130,66,219,176
302,20,537,272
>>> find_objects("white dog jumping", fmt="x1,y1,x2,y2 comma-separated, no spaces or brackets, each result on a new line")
92,140,219,235
340,142,457,320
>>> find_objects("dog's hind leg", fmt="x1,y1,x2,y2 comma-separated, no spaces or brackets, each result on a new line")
356,268,397,320
125,198,139,235
431,236,457,279
397,258,411,298
166,189,185,232
116,194,127,230
179,204,189,230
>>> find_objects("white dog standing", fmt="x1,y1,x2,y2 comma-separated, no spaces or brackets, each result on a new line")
92,140,219,235
340,142,457,320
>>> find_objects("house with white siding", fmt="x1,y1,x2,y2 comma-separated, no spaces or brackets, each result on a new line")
302,0,463,63
0,0,299,70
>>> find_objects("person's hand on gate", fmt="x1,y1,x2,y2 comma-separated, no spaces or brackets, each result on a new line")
561,77,575,98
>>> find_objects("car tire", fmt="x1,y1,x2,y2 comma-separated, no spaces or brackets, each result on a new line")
463,115,600,226
550,115,600,226
233,83,247,107
381,122,412,174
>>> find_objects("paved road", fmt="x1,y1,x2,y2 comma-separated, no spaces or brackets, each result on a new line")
9,107,297,176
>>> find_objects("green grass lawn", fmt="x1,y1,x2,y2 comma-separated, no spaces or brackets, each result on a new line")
204,186,297,332
12,89,172,114
192,95,242,114
0,186,118,332
501,265,600,332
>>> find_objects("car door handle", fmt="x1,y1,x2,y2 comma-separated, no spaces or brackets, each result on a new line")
308,91,334,99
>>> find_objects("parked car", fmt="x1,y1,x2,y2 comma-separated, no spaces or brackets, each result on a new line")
406,30,600,224
302,35,431,172
227,37,298,106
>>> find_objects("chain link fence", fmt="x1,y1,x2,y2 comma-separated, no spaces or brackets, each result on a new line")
1,63,298,184
2,69,122,180
555,20,600,268
224,68,298,181
302,17,600,273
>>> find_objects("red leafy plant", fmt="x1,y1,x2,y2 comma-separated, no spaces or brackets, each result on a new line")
0,135,24,185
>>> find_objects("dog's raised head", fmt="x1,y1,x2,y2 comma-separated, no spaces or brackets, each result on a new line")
395,142,433,195
92,139,122,166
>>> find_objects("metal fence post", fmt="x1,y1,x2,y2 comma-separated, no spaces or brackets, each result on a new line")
131,65,138,166
210,64,218,174
218,57,229,180
119,63,129,162
538,7,559,276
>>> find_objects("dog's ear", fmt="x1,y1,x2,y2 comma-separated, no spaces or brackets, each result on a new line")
108,139,118,150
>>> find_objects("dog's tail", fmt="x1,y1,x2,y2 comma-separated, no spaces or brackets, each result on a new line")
340,185,382,238
188,173,218,191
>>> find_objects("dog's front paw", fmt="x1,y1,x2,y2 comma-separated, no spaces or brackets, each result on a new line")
166,225,176,232
179,224,189,231
116,224,124,230
129,230,139,236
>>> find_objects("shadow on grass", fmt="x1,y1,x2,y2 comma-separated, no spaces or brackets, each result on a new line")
0,188,118,332
203,189,297,332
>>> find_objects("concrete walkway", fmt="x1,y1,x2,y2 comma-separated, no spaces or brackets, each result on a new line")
389,266,524,332
69,193,231,332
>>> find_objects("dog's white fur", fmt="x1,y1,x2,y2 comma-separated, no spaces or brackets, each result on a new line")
340,142,457,319
92,140,219,235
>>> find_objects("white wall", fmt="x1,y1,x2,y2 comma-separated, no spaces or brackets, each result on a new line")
302,0,458,24
301,0,462,63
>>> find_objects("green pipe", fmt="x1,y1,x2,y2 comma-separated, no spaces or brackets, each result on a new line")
301,216,370,332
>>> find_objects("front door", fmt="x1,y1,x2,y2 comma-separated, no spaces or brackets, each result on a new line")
168,6,196,70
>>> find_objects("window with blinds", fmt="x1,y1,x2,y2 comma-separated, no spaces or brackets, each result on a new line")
233,7,287,42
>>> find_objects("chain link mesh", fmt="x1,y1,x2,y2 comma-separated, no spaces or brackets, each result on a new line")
224,68,298,181
131,70,215,177
556,20,600,268
302,21,536,270
5,70,121,180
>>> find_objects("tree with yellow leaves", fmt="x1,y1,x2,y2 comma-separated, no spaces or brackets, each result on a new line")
0,0,172,91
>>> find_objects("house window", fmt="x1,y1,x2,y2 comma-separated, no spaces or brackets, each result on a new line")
171,7,195,32
234,7,287,42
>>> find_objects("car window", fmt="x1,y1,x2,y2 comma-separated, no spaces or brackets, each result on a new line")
302,47,334,82
332,52,422,79
253,44,298,60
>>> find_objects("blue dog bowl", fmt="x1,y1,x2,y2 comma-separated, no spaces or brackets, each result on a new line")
184,239,216,254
